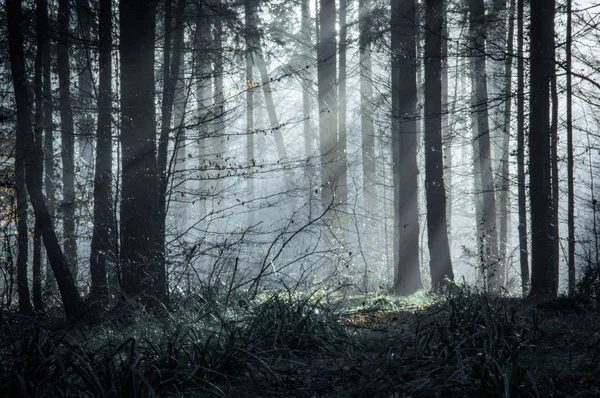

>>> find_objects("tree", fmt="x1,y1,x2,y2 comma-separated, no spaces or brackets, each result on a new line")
528,0,556,299
76,0,95,168
7,0,84,319
245,0,257,226
423,0,454,287
58,0,78,279
338,0,348,227
566,0,575,296
318,0,338,213
119,0,164,305
89,0,115,304
516,0,529,296
359,0,376,214
469,0,499,291
391,0,421,295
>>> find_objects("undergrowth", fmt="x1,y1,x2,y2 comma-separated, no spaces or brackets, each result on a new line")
0,286,598,397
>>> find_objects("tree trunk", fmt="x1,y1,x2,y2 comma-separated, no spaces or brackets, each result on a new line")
424,0,453,287
391,0,421,295
516,0,529,296
469,0,499,291
76,0,95,168
213,17,225,158
359,0,376,214
566,0,575,297
499,0,515,288
550,63,560,293
58,0,78,279
442,4,452,244
318,0,338,214
119,0,164,306
195,7,212,221
7,0,84,319
157,0,186,280
16,107,32,314
338,0,348,229
42,0,57,296
90,0,114,304
528,0,555,300
33,0,48,311
301,0,315,217
245,0,256,226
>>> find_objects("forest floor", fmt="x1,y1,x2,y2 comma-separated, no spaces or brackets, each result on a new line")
1,289,600,397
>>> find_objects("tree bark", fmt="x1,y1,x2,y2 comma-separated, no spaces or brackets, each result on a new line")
119,0,164,306
469,0,500,291
318,0,338,214
424,0,454,287
516,0,529,296
90,0,115,304
7,0,84,319
58,0,78,279
391,0,421,295
566,0,575,297
528,0,556,300
338,0,348,228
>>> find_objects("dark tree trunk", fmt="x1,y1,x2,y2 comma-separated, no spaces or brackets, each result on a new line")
157,0,186,283
424,0,453,287
7,0,84,319
528,0,556,300
469,0,499,291
517,0,529,296
318,0,338,213
566,0,575,296
58,0,78,279
391,0,421,295
33,0,48,311
550,64,559,293
43,0,57,296
119,0,164,306
16,104,32,314
90,0,115,305
301,0,315,216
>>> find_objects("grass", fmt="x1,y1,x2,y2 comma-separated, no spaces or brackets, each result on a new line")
1,287,599,397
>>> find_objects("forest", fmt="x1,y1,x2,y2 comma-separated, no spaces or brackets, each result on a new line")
1,0,600,396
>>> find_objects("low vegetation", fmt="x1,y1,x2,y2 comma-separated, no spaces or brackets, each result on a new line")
1,284,599,397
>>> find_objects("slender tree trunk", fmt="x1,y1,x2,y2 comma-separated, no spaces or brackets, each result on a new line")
119,0,164,306
301,0,314,216
499,0,515,288
528,0,555,300
157,0,186,277
470,0,499,291
318,0,338,214
359,0,376,214
566,0,575,297
338,0,348,229
516,0,529,296
213,17,225,158
391,0,421,295
424,0,453,287
16,107,32,313
33,0,48,311
7,0,84,319
442,2,451,243
245,0,256,226
58,0,77,279
195,7,211,221
90,0,114,304
76,0,95,168
43,0,57,296
550,64,559,293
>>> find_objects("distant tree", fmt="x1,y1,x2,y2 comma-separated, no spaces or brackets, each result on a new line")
318,0,338,213
119,0,164,306
245,0,257,226
89,0,115,304
76,0,95,168
528,0,556,299
58,0,78,278
7,0,84,319
423,0,454,287
391,0,421,295
338,0,348,228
